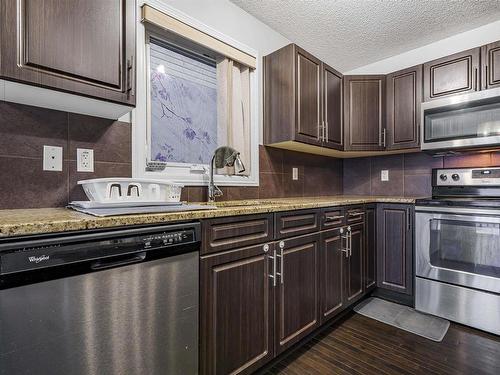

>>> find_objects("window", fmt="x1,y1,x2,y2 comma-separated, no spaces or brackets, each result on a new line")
134,3,259,186
149,38,218,165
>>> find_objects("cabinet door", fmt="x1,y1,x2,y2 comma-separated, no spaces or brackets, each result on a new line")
423,48,480,101
344,75,385,151
295,47,322,145
323,64,343,150
386,65,422,150
0,0,135,105
364,205,377,291
275,233,320,354
377,204,413,295
345,222,364,305
320,228,346,323
482,41,500,90
200,243,274,375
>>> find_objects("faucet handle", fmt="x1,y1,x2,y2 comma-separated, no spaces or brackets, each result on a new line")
213,185,223,197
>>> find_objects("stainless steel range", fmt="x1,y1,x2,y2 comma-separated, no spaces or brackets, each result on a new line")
415,167,500,335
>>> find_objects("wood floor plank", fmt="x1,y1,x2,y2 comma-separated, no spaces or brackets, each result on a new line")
266,312,500,375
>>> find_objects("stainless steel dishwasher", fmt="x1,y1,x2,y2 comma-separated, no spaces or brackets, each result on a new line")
0,222,200,375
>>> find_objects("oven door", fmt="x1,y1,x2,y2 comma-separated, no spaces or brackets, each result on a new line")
415,207,500,294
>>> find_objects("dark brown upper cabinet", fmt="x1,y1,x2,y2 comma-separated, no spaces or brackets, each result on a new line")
344,75,386,151
296,48,323,145
386,65,422,150
200,243,275,375
482,41,500,90
323,64,343,150
377,204,413,296
423,47,480,101
0,0,136,106
264,44,342,150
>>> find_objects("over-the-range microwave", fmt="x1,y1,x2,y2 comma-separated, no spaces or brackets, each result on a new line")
421,87,500,152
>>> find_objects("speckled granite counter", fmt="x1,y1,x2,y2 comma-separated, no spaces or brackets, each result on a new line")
0,196,418,238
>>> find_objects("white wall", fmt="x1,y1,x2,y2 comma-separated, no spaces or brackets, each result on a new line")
345,19,500,75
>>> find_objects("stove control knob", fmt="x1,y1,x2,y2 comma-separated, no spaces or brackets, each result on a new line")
439,174,447,181
452,173,460,181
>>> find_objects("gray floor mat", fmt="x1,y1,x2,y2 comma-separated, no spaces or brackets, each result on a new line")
354,297,450,342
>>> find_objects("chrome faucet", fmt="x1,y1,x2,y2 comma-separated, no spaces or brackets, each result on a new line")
208,146,245,203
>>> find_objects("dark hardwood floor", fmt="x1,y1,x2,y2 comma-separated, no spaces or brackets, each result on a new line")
264,312,500,375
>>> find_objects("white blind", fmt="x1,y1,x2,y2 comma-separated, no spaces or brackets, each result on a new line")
149,39,218,164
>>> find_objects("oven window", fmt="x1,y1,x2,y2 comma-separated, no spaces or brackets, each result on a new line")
429,219,500,278
424,102,500,143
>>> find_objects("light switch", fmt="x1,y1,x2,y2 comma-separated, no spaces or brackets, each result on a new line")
292,167,299,180
381,170,389,181
43,145,63,171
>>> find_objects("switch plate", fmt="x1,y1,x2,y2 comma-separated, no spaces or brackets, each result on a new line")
43,145,63,171
381,170,389,181
292,167,299,180
77,148,94,172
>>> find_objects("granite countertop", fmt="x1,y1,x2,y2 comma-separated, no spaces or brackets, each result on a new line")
0,196,418,238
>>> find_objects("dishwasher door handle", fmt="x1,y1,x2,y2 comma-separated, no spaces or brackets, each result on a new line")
90,252,147,270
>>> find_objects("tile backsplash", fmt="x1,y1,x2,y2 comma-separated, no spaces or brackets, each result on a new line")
4,102,498,209
0,102,132,209
186,145,344,202
343,151,500,197
0,103,343,209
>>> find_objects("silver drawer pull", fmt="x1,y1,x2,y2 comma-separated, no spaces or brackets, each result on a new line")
349,212,364,217
325,215,344,221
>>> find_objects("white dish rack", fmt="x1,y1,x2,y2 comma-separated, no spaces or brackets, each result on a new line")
78,178,184,204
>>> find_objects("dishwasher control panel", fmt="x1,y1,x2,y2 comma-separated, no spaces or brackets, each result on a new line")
141,229,195,249
0,224,200,276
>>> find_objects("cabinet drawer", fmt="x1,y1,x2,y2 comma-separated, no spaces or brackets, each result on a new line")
202,214,273,255
321,207,346,230
346,207,365,224
275,209,320,239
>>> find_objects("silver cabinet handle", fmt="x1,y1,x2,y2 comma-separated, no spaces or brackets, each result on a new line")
347,226,352,257
268,244,276,287
340,227,349,258
349,212,364,217
325,214,344,222
276,240,285,284
382,128,386,148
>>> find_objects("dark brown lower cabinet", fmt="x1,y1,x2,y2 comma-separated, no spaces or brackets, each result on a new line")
319,228,345,323
364,205,377,291
201,204,409,374
377,204,413,295
275,233,320,354
345,222,365,305
200,243,274,375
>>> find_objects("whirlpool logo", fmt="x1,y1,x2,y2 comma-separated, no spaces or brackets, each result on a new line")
28,255,50,264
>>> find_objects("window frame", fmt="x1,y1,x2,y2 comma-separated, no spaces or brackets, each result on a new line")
133,0,259,187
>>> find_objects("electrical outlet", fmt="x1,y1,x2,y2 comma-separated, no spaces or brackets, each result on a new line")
77,148,94,172
43,145,63,171
381,170,389,181
292,167,299,181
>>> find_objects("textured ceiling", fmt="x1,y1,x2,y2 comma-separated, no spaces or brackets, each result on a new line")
230,0,500,72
